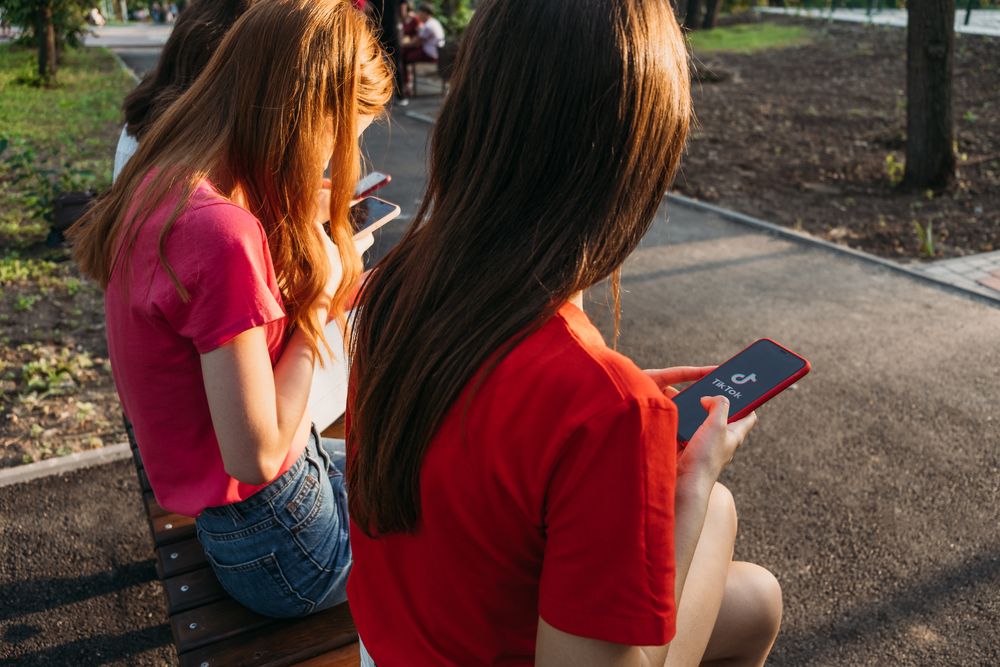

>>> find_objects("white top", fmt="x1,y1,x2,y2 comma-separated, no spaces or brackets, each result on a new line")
113,125,139,182
307,320,350,432
419,17,446,60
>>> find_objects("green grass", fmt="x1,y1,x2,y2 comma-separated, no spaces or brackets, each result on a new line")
0,45,131,148
687,23,812,54
0,44,131,249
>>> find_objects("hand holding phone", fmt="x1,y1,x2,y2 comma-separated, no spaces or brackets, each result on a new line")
679,395,757,481
671,339,810,445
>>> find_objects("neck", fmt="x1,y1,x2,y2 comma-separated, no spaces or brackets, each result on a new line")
208,163,246,208
569,291,583,310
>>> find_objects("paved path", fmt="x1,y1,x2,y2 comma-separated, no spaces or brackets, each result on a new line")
83,24,172,48
4,48,1000,666
757,7,1000,37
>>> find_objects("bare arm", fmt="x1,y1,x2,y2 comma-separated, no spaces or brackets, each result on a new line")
671,397,755,605
200,313,325,485
536,618,668,667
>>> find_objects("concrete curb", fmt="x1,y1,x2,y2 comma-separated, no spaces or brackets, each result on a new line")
0,443,131,488
106,47,141,84
403,108,999,308
665,193,1000,308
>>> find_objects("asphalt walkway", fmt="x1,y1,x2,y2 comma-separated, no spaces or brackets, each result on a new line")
3,45,999,667
756,7,1000,37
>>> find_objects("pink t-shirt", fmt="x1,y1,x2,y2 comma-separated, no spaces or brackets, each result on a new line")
105,177,307,516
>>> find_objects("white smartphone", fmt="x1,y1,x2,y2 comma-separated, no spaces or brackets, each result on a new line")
349,196,401,239
354,171,391,198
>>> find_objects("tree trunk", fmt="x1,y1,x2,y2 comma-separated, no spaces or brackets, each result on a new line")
37,2,57,82
684,0,703,30
702,0,722,29
903,0,956,190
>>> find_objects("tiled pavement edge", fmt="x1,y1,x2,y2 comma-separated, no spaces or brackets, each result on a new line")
917,250,1000,298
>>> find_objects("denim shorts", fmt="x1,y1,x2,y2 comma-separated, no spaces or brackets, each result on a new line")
195,428,350,618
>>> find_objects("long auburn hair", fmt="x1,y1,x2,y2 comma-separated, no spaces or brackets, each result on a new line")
71,0,392,359
349,0,692,536
122,0,258,140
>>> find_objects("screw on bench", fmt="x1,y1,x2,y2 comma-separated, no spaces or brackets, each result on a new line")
189,622,198,630
165,523,173,529
170,552,178,559
180,584,189,592
201,662,209,667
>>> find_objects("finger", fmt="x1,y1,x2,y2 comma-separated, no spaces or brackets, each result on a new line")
645,365,717,388
700,395,731,428
662,386,679,398
727,411,758,442
354,233,375,254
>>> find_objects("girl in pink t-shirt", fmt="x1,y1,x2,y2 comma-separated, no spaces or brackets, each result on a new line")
70,0,392,618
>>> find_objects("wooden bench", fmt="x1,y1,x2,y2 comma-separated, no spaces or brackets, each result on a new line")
408,60,446,97
125,419,361,666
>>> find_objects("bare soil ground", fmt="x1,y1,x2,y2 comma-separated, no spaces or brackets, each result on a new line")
678,16,1000,260
0,268,123,467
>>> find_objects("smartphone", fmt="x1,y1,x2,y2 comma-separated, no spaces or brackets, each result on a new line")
349,196,401,239
671,339,811,444
354,171,391,199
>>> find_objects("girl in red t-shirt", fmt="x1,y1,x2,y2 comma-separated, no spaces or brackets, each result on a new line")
348,0,782,665
70,0,392,618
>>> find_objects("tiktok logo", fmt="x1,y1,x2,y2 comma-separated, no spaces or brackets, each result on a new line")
731,373,757,385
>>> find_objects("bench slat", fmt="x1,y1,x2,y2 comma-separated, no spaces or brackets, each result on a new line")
157,538,208,579
292,641,360,667
163,567,228,614
177,602,357,667
152,512,197,546
171,597,276,653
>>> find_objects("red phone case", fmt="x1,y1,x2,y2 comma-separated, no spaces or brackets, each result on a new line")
729,338,810,422
356,174,391,198
675,338,811,443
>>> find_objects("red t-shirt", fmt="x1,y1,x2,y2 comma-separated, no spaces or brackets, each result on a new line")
105,177,305,517
347,303,678,665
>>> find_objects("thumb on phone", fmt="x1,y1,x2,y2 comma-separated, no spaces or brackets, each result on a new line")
354,232,375,255
700,395,731,430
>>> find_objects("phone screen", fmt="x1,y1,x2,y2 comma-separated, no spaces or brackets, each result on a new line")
672,339,808,443
349,196,399,237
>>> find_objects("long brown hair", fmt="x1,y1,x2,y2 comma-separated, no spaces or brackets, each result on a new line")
71,0,392,358
122,0,258,140
349,0,692,536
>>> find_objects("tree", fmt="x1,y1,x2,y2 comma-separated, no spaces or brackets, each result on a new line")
683,0,702,30
37,0,56,81
0,0,90,83
701,0,722,29
681,0,721,31
903,0,956,190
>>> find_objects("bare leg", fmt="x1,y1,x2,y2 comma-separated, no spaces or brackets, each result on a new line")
666,483,738,667
701,562,782,667
666,484,783,667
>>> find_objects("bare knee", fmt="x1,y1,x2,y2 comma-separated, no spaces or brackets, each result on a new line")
707,482,738,545
735,562,783,651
